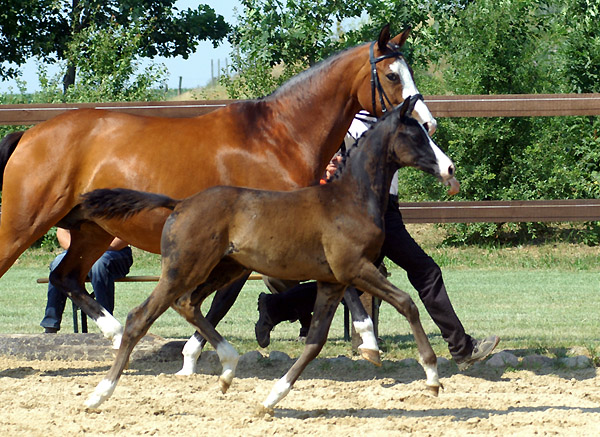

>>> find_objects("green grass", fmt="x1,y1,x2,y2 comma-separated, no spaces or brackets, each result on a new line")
1,224,598,361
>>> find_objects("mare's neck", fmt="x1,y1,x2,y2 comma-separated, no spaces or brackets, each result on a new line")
260,44,369,185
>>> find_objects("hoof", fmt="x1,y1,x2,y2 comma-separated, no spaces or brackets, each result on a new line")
359,347,382,367
255,405,275,417
426,384,442,397
219,377,231,394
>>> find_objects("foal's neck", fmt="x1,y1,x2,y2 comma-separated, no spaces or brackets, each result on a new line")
336,130,398,225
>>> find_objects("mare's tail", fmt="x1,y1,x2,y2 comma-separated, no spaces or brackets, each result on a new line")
81,188,180,220
0,131,25,189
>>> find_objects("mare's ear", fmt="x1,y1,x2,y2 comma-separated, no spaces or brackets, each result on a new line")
377,24,391,52
398,95,419,119
390,28,411,48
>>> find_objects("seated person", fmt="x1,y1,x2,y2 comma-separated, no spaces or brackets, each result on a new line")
40,228,133,333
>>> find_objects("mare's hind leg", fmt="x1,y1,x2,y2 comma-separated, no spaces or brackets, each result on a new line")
351,262,441,394
344,287,381,366
261,282,345,412
176,272,250,376
49,224,124,347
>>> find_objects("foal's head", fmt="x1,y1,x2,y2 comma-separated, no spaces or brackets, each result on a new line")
387,95,455,184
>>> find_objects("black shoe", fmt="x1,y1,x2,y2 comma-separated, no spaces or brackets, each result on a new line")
255,293,275,348
44,327,58,334
456,335,500,371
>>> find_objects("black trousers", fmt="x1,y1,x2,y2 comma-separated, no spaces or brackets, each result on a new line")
265,197,474,360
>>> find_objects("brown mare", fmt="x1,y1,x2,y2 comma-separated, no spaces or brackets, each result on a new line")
0,26,437,363
80,95,453,410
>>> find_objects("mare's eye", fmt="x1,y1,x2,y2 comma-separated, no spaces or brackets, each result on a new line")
386,73,399,82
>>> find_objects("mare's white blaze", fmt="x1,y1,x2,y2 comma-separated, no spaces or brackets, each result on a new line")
216,340,239,386
176,334,203,376
95,309,123,349
85,378,117,408
353,317,379,351
263,376,292,409
390,58,437,134
419,124,455,181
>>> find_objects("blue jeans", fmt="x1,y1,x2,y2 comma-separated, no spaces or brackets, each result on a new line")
40,247,133,331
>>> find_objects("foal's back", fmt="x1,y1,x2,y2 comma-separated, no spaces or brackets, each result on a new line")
167,181,380,283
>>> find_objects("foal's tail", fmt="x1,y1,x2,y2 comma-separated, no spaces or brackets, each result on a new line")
0,131,25,189
81,188,180,220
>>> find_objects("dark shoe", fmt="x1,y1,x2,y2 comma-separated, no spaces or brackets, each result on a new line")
456,335,500,371
44,327,58,334
255,293,275,348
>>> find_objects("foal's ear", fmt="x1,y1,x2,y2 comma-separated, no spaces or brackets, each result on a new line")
398,95,419,119
377,24,391,52
390,28,411,48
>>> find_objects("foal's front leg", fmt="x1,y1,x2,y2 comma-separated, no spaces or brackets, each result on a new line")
261,282,345,412
351,262,441,395
344,287,381,366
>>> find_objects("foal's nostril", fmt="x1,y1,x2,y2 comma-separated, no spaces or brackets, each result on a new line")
448,165,455,177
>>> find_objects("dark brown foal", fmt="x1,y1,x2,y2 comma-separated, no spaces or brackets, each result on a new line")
81,95,455,410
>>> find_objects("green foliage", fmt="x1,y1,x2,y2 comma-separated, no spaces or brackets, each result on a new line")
222,0,447,98
0,1,230,89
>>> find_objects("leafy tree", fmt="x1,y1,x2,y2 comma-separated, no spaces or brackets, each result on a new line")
223,0,455,98
0,0,230,92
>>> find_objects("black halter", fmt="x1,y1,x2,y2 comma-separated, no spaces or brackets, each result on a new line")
369,41,404,115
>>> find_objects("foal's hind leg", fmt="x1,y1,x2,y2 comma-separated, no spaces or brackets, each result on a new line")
351,262,441,395
86,278,187,408
175,272,250,376
344,287,381,366
261,282,345,412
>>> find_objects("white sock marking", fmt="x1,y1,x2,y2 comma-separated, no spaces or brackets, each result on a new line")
95,310,123,349
263,376,292,409
176,334,203,376
353,317,379,351
85,378,117,408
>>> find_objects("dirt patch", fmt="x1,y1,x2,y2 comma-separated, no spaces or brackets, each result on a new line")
1,335,598,436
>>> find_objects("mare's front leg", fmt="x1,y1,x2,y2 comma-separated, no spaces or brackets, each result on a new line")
50,225,124,348
344,287,381,366
86,278,185,408
261,282,345,412
176,272,250,376
351,262,441,395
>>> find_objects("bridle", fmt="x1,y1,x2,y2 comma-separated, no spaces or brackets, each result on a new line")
369,41,405,115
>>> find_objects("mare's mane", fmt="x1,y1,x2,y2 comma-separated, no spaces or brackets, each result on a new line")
262,44,363,101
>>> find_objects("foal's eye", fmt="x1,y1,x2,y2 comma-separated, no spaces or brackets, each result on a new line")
386,73,399,82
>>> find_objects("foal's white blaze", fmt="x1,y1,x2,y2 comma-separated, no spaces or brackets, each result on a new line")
85,378,117,408
95,309,123,349
390,58,438,135
176,334,203,376
216,340,239,390
419,124,455,182
263,376,292,409
353,317,379,351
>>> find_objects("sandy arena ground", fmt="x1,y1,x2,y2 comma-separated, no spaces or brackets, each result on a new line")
1,334,598,436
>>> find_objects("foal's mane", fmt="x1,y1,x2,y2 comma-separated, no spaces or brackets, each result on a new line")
326,111,398,182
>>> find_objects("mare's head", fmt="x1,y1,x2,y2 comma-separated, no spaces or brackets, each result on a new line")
384,95,455,184
356,25,437,135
